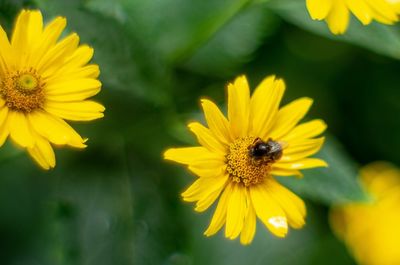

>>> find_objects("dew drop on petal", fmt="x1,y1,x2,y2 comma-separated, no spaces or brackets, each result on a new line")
268,216,288,229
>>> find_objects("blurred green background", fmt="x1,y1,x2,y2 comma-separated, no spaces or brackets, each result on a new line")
0,0,399,264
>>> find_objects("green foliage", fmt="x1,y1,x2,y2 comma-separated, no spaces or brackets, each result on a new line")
0,141,23,164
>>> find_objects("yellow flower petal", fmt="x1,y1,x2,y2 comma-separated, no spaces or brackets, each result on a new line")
25,10,43,52
188,160,226,172
182,174,228,203
38,33,79,75
373,8,397,24
68,64,101,79
8,111,35,148
30,16,66,67
201,99,232,145
188,122,227,155
45,78,100,93
0,107,9,147
45,78,101,102
346,0,373,25
250,184,288,237
271,168,303,178
11,10,30,64
307,0,400,34
188,164,226,178
240,200,256,245
164,147,224,166
0,26,14,70
326,0,350,34
268,97,313,140
306,0,333,20
204,182,232,237
266,179,306,229
0,106,7,123
28,111,86,148
27,135,55,170
249,76,285,139
44,45,95,81
365,0,398,23
195,182,227,212
81,65,101,79
45,65,100,85
282,119,327,142
360,162,400,195
228,75,250,138
280,137,325,162
64,45,94,67
44,100,105,121
274,158,328,170
225,184,246,239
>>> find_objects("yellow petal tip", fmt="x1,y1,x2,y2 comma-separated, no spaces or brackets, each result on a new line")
163,149,173,159
321,161,329,167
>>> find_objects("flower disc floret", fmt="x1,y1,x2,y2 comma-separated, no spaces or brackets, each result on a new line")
1,69,44,112
227,136,272,187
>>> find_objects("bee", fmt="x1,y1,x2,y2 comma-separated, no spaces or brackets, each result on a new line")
248,138,284,164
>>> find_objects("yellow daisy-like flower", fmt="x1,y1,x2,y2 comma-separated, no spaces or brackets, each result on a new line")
331,162,400,265
0,10,104,169
306,0,400,34
164,75,327,245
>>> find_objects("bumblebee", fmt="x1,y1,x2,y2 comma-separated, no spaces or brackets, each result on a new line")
248,138,283,164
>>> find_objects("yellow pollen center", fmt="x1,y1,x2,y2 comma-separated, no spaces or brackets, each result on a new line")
226,136,273,187
17,74,38,91
0,69,45,112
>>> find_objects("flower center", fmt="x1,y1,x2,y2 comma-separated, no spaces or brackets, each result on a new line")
226,136,278,187
18,74,39,91
0,69,45,112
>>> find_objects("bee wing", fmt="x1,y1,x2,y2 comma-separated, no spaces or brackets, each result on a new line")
277,140,288,150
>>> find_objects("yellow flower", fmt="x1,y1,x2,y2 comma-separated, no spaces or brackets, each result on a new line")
164,75,327,245
330,162,400,265
0,10,104,170
306,0,400,34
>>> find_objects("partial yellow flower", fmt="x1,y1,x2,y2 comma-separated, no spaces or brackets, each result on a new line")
164,75,327,245
306,0,400,34
330,162,400,265
0,10,104,170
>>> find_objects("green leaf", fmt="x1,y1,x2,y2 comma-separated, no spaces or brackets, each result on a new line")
183,4,280,77
86,0,254,64
267,0,400,60
279,135,369,205
0,141,23,164
0,139,137,265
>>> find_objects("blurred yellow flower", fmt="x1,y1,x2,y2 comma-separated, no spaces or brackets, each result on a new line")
331,162,400,265
306,0,400,34
0,10,104,169
164,75,327,245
